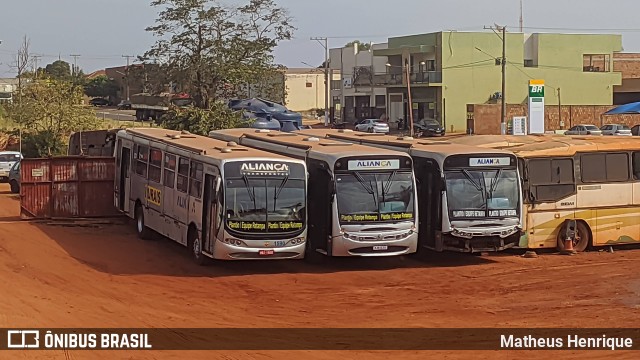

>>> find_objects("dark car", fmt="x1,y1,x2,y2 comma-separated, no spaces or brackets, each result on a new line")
89,98,110,107
631,125,640,136
117,100,132,110
228,98,303,128
414,118,445,137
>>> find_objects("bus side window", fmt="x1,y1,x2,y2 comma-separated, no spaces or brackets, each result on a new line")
164,154,177,188
189,161,204,199
633,152,640,180
135,144,149,178
176,157,189,193
148,148,163,183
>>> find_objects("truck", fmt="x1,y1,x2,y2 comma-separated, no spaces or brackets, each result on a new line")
130,92,193,121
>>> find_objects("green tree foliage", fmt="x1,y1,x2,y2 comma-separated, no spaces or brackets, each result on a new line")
44,60,72,81
145,0,295,108
344,40,371,52
7,79,100,156
84,75,120,98
161,101,244,136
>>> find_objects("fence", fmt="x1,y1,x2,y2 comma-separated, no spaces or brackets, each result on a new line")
20,157,119,219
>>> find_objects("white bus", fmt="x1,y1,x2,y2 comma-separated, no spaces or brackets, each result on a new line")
298,129,523,253
114,128,308,263
442,134,640,252
209,129,419,259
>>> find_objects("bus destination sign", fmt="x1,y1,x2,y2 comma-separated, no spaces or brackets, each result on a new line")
240,162,290,176
468,157,511,167
347,159,400,171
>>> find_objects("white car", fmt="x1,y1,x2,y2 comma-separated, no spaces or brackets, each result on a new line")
564,125,602,136
600,124,632,136
355,119,390,133
0,151,22,181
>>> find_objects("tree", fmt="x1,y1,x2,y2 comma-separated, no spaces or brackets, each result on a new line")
145,0,295,108
7,79,101,156
344,40,371,52
44,60,72,81
161,102,243,136
11,36,31,92
84,75,119,98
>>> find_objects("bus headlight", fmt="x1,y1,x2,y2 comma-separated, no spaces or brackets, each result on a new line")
224,238,247,247
288,238,305,245
343,233,358,241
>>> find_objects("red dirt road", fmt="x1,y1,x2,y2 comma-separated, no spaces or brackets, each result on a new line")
0,183,639,359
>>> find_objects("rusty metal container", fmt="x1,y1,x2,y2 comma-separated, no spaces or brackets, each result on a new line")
20,156,119,219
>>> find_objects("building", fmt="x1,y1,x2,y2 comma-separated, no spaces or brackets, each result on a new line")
283,68,340,113
613,53,640,105
331,31,623,133
0,78,19,103
329,43,389,122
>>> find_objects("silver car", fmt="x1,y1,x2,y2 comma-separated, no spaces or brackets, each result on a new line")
564,125,602,136
355,119,390,133
8,161,20,194
0,151,22,181
600,124,632,136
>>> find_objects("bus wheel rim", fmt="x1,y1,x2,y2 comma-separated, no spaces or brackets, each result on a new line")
137,215,143,233
193,238,201,257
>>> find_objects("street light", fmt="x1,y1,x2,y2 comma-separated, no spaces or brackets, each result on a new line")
386,60,416,137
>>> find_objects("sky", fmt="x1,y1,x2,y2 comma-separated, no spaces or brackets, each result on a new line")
2,0,640,77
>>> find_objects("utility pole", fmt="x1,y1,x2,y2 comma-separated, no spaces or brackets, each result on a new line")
500,25,507,135
557,87,562,129
32,55,43,79
311,37,329,126
70,54,81,77
486,25,507,135
122,55,134,101
520,0,524,33
405,59,414,138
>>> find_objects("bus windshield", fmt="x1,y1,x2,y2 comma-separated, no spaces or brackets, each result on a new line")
335,171,415,224
445,169,519,219
225,177,305,233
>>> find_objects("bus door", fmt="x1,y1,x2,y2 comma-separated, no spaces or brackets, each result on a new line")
201,174,219,254
119,146,131,213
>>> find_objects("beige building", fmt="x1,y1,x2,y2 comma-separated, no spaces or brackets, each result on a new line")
284,68,340,113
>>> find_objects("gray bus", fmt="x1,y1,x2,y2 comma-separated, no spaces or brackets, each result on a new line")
114,128,308,263
299,129,523,253
209,129,419,259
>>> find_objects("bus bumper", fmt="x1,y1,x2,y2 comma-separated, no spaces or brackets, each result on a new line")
438,233,519,253
331,231,418,257
213,241,306,260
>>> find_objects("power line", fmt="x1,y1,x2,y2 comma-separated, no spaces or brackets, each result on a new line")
70,54,81,76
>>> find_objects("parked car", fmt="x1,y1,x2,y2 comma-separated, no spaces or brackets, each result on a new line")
8,161,20,194
355,119,390,133
414,118,445,137
564,124,602,136
600,124,631,136
117,100,132,110
0,151,22,182
632,125,640,136
89,98,111,107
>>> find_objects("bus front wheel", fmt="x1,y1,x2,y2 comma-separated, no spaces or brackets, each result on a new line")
557,221,591,252
188,227,207,266
135,204,153,240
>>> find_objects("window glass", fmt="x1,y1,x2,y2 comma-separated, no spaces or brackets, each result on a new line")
189,161,204,198
178,157,189,175
582,153,628,182
633,152,640,180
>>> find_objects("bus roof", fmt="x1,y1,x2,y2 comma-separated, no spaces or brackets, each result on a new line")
210,128,411,162
442,134,640,157
120,128,303,163
296,129,515,160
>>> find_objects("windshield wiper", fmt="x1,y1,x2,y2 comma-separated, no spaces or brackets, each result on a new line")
353,171,378,209
241,174,257,208
273,175,290,211
488,169,503,199
461,169,486,208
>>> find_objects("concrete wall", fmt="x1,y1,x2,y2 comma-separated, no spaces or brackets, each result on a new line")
284,71,337,112
468,103,640,135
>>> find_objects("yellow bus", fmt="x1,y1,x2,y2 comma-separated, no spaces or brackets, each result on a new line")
443,134,640,252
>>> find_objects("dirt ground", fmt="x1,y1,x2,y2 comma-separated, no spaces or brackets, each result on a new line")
0,183,639,359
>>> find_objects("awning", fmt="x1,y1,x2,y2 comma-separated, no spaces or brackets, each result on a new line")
604,102,640,115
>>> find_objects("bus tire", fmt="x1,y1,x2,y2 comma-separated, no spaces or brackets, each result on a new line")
9,180,19,194
304,239,325,264
135,204,153,240
557,220,591,252
188,227,208,266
